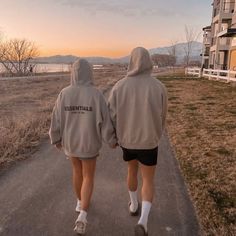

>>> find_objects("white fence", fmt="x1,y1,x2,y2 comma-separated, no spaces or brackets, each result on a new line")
185,68,236,82
185,68,201,77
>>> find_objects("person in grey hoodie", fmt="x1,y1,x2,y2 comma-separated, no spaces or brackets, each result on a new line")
49,58,117,235
108,47,167,236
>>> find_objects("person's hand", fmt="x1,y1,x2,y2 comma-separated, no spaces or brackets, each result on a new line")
110,143,118,149
54,142,62,150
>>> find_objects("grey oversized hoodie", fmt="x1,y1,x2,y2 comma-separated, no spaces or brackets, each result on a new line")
108,47,168,149
49,59,117,158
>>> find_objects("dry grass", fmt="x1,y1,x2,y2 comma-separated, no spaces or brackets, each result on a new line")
0,65,126,168
159,75,236,236
0,112,51,165
0,76,69,168
1,68,235,234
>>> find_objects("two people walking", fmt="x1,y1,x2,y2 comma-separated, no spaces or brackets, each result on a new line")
49,47,167,235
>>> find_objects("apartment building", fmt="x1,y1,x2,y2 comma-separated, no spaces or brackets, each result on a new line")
227,2,236,69
202,0,236,70
201,26,211,68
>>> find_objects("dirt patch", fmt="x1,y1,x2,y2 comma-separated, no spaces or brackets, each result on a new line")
159,75,236,236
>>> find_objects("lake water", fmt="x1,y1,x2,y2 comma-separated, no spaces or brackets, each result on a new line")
0,63,103,74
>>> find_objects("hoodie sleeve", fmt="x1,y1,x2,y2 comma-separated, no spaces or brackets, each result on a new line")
49,93,62,145
100,94,117,146
161,83,168,129
107,86,117,129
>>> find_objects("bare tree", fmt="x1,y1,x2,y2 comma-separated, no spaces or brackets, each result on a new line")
0,31,3,43
168,40,178,60
183,26,201,68
0,30,4,56
0,31,4,75
167,40,178,72
0,38,39,76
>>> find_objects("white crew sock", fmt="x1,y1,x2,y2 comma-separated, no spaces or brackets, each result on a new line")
75,199,81,212
78,210,88,223
138,201,152,232
129,190,138,212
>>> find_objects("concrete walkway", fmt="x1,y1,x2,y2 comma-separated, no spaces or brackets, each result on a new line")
0,133,201,236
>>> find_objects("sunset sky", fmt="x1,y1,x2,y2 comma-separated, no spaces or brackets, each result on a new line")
0,0,212,57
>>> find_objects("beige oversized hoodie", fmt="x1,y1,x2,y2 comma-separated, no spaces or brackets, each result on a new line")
108,47,168,149
49,59,117,158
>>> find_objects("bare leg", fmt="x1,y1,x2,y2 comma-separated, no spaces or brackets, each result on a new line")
71,157,83,200
127,160,139,213
127,160,139,191
80,158,96,211
137,164,156,233
140,164,156,202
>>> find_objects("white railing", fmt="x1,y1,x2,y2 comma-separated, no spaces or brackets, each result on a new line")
185,67,201,77
203,69,236,82
185,67,236,82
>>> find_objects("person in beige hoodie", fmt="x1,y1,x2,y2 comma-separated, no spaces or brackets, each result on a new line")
108,47,168,236
49,58,117,235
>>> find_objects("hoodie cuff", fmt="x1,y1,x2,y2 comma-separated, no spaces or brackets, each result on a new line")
108,137,118,147
51,139,61,145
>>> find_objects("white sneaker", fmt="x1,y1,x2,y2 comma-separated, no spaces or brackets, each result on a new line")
74,219,87,235
75,200,81,213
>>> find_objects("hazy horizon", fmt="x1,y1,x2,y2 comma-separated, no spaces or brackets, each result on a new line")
35,40,201,59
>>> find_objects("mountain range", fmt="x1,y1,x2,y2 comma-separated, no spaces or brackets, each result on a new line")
35,41,202,65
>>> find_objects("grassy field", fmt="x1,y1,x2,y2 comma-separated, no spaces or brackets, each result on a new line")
159,75,236,236
0,66,125,168
0,75,68,168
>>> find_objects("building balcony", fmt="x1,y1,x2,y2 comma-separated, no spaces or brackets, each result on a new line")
204,37,212,45
210,44,230,52
203,25,212,45
219,44,231,51
218,27,236,37
200,53,210,58
213,10,234,23
220,37,231,46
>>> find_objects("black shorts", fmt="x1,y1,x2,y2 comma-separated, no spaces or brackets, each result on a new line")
121,147,158,166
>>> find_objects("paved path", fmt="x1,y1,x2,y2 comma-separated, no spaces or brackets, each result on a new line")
0,133,201,236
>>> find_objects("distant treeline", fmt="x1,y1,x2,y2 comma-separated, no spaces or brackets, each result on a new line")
151,54,176,67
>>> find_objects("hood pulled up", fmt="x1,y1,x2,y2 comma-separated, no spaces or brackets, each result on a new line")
127,47,153,77
71,58,94,86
